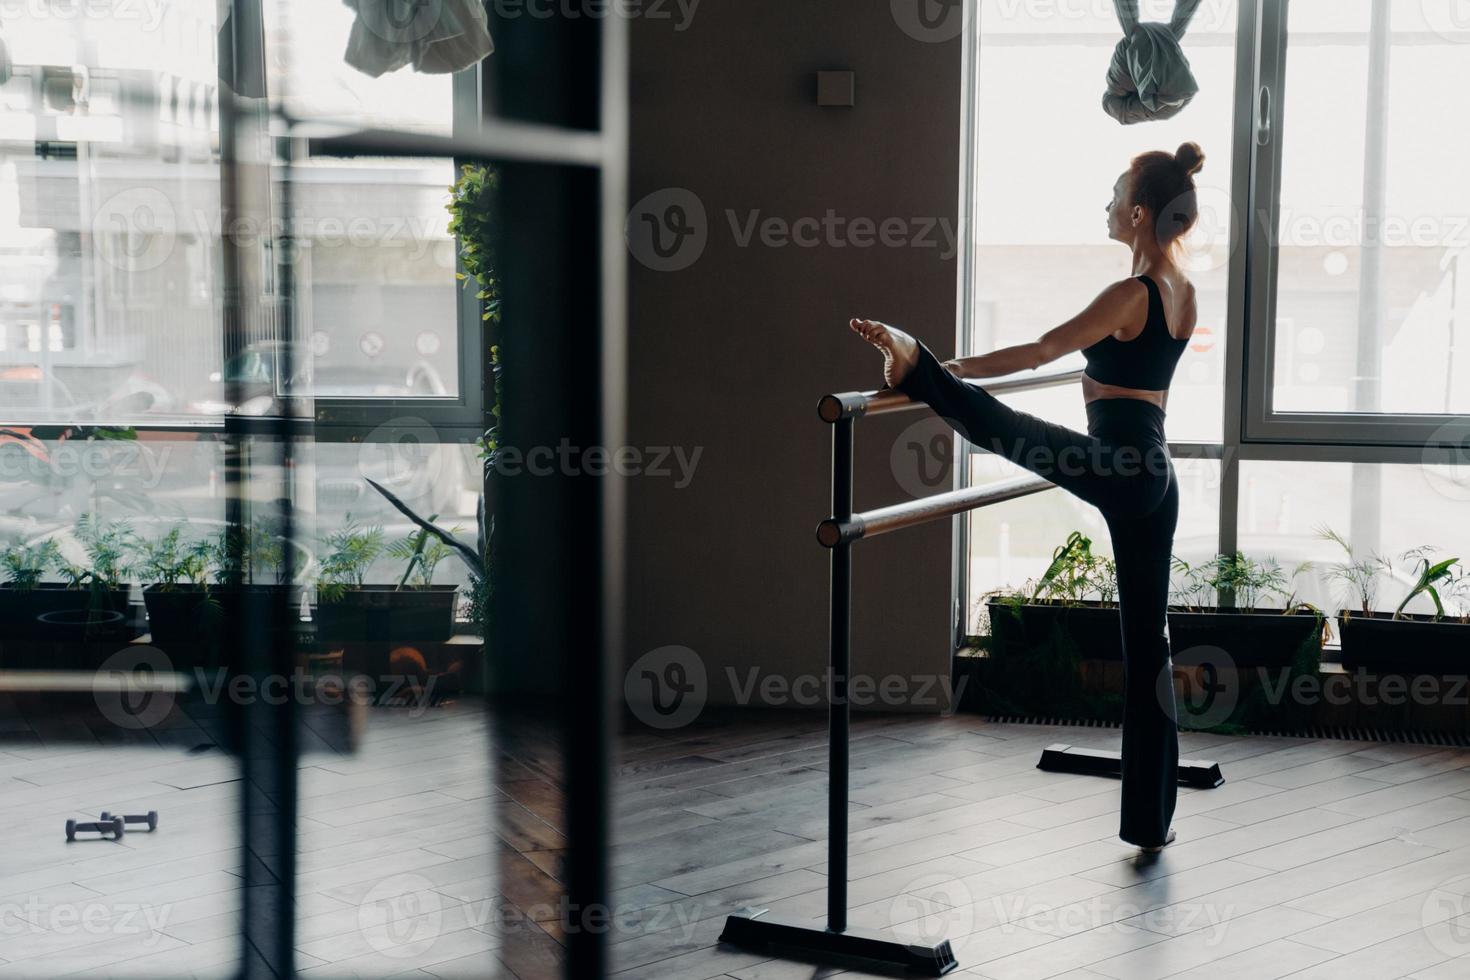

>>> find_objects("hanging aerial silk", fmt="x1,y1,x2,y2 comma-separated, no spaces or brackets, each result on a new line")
1103,0,1203,124
342,0,494,78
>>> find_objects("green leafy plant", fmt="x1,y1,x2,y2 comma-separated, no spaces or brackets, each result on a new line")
1,539,61,590
57,515,136,590
1316,524,1391,616
1169,552,1314,614
1168,554,1214,611
209,523,286,586
1207,552,1279,611
1390,547,1459,621
387,519,456,589
368,478,486,634
1026,531,1118,605
316,517,386,602
442,163,499,637
1442,564,1470,624
141,528,213,590
446,163,500,327
446,162,502,467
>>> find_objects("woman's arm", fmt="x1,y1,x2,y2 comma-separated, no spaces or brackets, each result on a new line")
942,279,1149,380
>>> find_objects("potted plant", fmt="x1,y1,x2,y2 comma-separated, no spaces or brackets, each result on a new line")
314,515,459,643
985,531,1124,662
1166,551,1325,669
1323,525,1469,673
366,478,488,638
140,527,220,663
38,515,138,646
0,538,62,645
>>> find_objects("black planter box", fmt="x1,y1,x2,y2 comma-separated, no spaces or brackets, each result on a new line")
1166,608,1323,669
315,585,458,644
143,584,306,670
1337,609,1470,674
986,598,1124,661
0,583,134,643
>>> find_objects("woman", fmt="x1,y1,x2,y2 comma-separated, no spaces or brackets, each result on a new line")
851,141,1206,853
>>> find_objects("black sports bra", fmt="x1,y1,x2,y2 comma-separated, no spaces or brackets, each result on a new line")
1080,274,1189,391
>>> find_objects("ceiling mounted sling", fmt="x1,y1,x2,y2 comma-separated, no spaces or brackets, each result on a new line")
1103,0,1204,124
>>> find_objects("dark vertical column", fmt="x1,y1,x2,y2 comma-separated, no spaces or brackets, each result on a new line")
492,159,609,977
484,7,623,977
220,1,298,975
828,418,853,932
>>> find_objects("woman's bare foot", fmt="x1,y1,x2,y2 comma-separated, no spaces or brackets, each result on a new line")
849,318,920,389
1139,828,1177,854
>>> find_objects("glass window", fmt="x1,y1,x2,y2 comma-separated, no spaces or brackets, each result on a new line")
0,1,225,424
262,1,455,136
0,1,474,426
965,444,1221,636
1269,1,1470,416
970,0,1239,445
1236,459,1470,620
276,156,462,401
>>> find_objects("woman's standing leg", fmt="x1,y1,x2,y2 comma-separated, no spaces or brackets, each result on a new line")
1107,458,1180,847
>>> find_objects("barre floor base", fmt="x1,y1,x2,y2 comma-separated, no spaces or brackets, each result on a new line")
1037,743,1225,789
719,909,959,976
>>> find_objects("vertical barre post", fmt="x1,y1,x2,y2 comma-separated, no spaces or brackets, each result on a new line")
828,417,853,933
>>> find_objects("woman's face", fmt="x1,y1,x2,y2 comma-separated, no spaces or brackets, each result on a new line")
1106,172,1139,244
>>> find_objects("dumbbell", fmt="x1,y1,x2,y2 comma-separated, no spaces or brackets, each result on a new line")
100,810,159,832
66,816,125,841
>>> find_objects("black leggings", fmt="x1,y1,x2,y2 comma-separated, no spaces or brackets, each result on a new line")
896,339,1180,847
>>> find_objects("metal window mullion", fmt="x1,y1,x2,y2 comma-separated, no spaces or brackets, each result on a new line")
953,0,981,649
1217,0,1275,558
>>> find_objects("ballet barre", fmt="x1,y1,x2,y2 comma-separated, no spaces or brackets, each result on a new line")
721,368,1079,977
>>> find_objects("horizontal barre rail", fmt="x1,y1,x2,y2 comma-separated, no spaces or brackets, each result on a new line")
818,366,1085,423
0,670,194,694
816,475,1055,547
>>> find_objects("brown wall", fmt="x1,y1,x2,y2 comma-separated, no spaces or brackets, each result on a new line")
625,3,965,711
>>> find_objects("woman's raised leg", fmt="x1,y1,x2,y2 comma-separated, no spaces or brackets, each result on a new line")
887,335,1128,513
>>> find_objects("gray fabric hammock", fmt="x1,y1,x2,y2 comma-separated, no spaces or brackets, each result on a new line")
1103,0,1203,124
343,0,494,78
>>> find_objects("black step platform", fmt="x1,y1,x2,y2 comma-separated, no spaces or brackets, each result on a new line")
1037,743,1225,789
720,909,958,976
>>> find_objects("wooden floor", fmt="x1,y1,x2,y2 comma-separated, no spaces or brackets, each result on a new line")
4,701,1470,978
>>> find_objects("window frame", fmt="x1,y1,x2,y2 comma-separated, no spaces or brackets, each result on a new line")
957,0,1470,641
307,68,488,443
0,49,487,444
1239,0,1470,450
